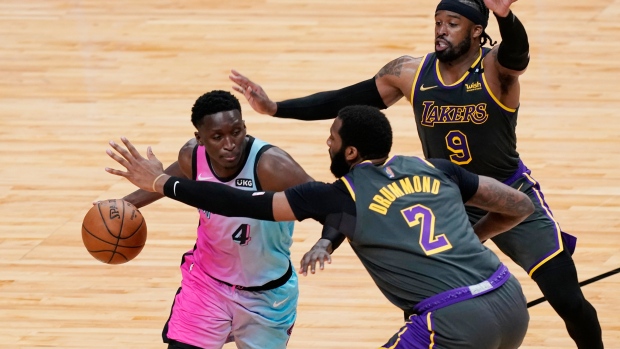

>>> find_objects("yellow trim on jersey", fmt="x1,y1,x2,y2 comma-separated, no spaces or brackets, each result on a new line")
435,48,482,87
427,312,436,348
340,177,356,202
523,172,564,277
381,325,409,349
410,53,429,105
480,59,517,113
415,156,435,168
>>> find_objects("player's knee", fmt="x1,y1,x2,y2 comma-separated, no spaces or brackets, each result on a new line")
545,289,588,318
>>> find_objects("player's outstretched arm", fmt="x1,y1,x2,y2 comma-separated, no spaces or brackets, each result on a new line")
467,175,534,241
482,0,529,108
105,137,298,222
230,57,419,121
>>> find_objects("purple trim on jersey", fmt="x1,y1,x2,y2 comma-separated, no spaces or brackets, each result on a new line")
524,175,577,271
412,264,510,315
383,156,398,167
342,175,355,192
502,159,531,186
381,314,434,349
562,232,577,255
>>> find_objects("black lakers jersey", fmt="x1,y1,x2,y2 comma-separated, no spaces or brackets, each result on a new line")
341,156,502,310
411,48,520,181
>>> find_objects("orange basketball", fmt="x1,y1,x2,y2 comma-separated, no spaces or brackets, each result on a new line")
81,199,147,264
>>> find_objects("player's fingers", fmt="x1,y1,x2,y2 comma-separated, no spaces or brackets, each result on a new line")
104,166,128,177
310,258,317,274
299,256,309,275
232,85,244,94
318,256,325,270
120,136,143,160
146,146,162,165
106,148,131,169
109,140,134,163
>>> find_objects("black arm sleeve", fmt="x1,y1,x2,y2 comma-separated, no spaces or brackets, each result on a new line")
274,77,388,120
427,159,479,202
284,180,357,236
320,224,347,251
495,11,530,71
163,177,276,220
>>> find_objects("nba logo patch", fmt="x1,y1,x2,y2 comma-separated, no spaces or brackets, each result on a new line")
384,166,395,178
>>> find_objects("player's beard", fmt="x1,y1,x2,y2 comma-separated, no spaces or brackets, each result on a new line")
329,147,351,178
436,34,472,63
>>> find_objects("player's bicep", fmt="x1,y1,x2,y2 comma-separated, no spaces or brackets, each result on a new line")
466,176,533,217
375,55,421,106
257,147,313,191
272,192,297,221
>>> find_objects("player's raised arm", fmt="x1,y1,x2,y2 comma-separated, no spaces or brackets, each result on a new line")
105,137,298,222
229,57,419,121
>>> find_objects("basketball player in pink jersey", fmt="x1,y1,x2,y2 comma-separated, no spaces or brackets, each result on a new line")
116,90,316,349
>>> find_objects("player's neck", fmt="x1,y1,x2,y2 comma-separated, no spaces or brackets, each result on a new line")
437,48,481,84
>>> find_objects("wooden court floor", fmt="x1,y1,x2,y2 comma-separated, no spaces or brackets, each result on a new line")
0,0,619,348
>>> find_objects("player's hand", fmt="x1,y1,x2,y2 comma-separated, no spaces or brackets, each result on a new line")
105,137,169,193
299,246,331,276
229,69,278,115
484,0,517,17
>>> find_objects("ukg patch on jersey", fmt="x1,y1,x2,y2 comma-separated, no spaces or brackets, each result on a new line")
235,178,254,187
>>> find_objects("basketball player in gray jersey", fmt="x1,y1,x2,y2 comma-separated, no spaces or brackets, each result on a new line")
106,105,534,348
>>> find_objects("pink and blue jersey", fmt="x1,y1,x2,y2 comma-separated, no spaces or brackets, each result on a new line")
192,136,294,287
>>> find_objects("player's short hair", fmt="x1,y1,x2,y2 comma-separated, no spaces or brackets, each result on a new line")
191,90,242,127
337,105,392,160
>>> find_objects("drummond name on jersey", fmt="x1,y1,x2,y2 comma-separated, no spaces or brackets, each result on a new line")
369,175,441,215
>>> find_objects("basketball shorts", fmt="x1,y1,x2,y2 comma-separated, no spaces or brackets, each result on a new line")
382,275,528,349
162,251,298,349
467,171,577,276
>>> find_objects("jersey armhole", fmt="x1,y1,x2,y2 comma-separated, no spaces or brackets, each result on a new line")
191,144,199,180
253,144,275,191
480,60,518,113
409,53,429,105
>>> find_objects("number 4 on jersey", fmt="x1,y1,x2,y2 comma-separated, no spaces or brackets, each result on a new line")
232,224,251,245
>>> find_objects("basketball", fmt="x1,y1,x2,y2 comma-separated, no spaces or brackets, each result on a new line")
81,199,147,264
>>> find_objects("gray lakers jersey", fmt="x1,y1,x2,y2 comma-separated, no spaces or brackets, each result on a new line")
341,155,502,310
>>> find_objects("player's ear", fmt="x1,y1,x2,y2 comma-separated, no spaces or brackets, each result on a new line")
344,146,359,162
472,24,483,40
194,131,204,145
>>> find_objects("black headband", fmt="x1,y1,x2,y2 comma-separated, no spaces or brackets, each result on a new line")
436,0,488,28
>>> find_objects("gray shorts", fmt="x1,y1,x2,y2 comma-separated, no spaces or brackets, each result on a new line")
467,173,575,276
382,276,529,349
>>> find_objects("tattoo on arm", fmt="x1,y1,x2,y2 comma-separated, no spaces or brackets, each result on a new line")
469,176,533,217
377,56,410,78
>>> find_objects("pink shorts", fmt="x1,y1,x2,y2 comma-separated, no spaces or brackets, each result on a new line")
163,251,298,349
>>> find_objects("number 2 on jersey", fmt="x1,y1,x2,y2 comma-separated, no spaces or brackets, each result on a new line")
445,130,472,165
401,205,452,255
232,224,251,245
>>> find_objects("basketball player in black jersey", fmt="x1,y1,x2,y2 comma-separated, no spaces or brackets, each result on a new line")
226,0,604,347
105,105,534,348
